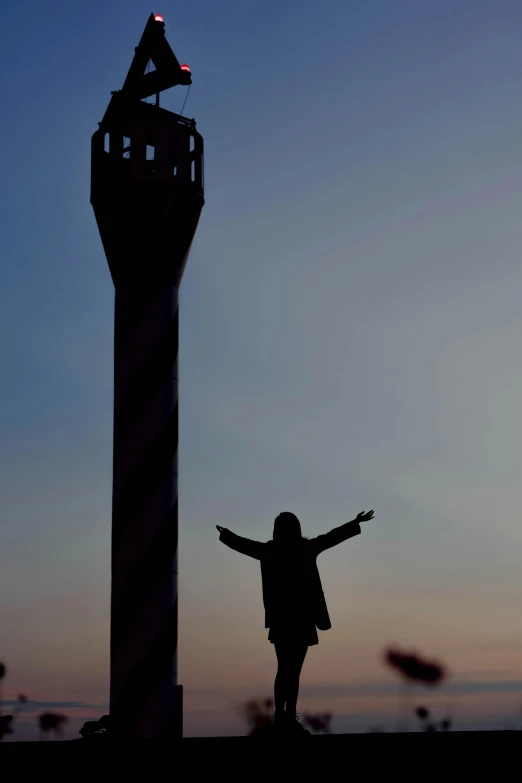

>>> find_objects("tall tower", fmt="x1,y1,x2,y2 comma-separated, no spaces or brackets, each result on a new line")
91,13,204,740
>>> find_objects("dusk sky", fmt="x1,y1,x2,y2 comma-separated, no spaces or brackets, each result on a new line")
2,0,522,740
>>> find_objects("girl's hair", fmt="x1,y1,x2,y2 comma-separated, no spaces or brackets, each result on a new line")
273,512,309,543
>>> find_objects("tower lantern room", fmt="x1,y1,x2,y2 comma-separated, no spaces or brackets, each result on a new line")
91,12,204,290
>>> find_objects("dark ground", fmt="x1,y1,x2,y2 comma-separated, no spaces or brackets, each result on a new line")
0,731,517,779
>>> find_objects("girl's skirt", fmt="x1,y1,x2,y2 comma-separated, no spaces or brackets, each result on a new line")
268,618,318,646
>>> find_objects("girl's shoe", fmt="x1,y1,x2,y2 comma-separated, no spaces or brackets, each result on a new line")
286,711,311,734
273,710,287,731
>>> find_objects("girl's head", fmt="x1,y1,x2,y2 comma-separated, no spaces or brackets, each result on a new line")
273,512,305,544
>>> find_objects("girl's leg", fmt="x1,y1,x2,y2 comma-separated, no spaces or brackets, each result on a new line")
284,643,308,716
273,642,288,712
274,641,308,715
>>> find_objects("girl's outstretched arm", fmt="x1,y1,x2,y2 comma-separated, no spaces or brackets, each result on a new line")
310,510,374,556
215,525,265,560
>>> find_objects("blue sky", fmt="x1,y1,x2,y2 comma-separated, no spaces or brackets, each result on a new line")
2,0,522,739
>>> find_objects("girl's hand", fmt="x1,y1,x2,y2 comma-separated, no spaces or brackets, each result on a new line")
355,510,374,522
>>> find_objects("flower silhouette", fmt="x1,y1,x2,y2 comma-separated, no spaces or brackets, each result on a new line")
415,704,452,732
38,712,68,739
302,712,333,733
236,697,275,735
384,647,446,685
0,715,13,740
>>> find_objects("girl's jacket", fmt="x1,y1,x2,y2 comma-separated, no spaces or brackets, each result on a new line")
219,519,361,631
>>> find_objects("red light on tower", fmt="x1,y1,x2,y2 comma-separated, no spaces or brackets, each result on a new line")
180,64,191,72
154,14,164,22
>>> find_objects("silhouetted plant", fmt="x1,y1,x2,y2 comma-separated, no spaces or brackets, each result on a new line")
0,715,13,740
79,714,112,738
8,694,29,736
236,698,275,735
237,697,335,735
0,662,5,713
38,712,68,740
384,647,448,732
302,712,333,733
384,648,447,685
415,705,452,732
0,662,9,741
0,662,30,740
416,705,433,731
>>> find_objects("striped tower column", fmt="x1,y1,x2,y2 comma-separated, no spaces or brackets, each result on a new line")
109,282,181,740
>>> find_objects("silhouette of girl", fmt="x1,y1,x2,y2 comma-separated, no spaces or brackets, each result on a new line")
216,508,374,733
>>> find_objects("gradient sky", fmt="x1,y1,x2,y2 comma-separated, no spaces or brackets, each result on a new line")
2,0,522,740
